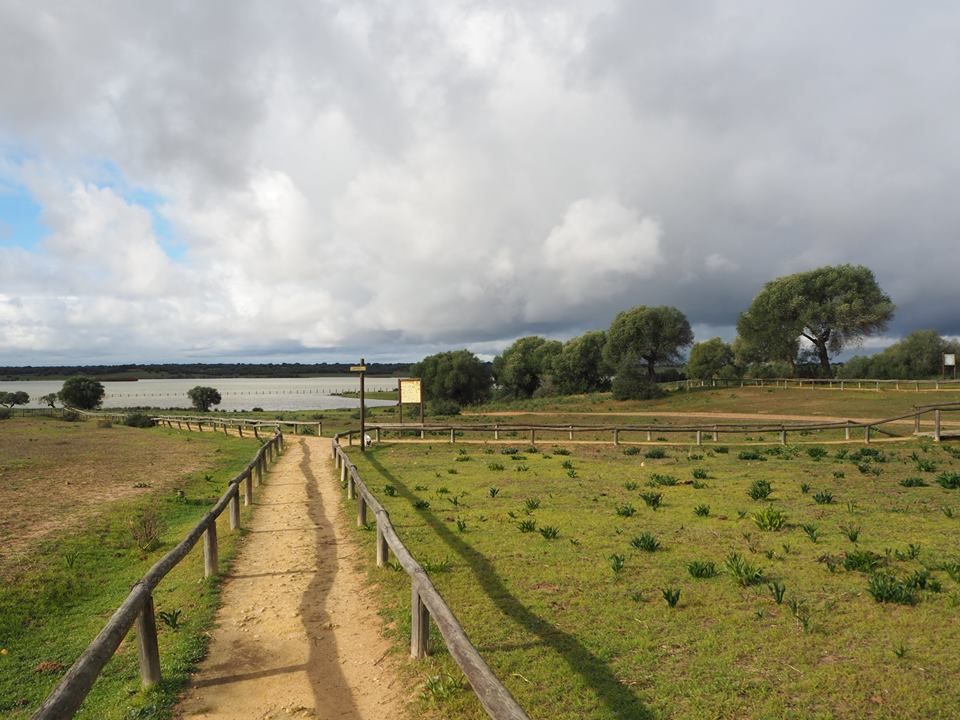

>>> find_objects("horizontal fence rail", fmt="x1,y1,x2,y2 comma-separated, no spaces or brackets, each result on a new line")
664,377,960,392
30,425,284,720
341,403,960,447
332,436,530,720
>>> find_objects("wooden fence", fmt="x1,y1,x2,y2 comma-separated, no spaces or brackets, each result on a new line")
30,427,284,720
665,377,960,392
344,402,960,447
331,436,530,720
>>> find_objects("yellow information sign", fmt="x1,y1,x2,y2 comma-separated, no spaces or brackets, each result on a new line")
399,378,422,404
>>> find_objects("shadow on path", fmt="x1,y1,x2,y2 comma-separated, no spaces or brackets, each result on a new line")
364,450,653,720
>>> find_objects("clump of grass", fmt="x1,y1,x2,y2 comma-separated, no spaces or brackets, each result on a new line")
688,560,719,578
753,505,787,532
561,460,575,470
800,483,811,494
912,452,937,472
383,484,397,497
806,446,829,460
454,455,471,462
644,448,667,459
624,481,638,491
488,487,499,498
833,470,845,479
517,519,537,533
423,673,465,702
843,549,885,573
524,498,540,512
726,552,764,586
693,504,710,517
747,479,773,501
813,490,835,505
566,469,578,478
692,468,708,480
768,581,786,604
650,473,678,486
455,518,467,532
894,543,921,561
413,499,431,510
639,492,663,510
692,480,707,489
616,503,637,517
609,554,625,574
801,523,820,543
623,446,641,456
840,524,861,542
905,569,940,592
936,472,960,490
436,486,451,495
788,596,812,632
867,572,917,605
630,532,660,552
501,448,519,455
487,462,505,472
539,525,560,540
714,446,729,454
515,464,529,473
900,477,927,487
662,587,681,607
158,608,183,630
738,449,766,461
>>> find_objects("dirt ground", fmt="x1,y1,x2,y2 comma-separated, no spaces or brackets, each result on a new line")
175,436,408,720
0,418,220,563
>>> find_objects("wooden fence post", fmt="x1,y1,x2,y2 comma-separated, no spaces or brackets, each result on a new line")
376,524,388,567
568,425,574,441
914,412,921,434
646,430,652,442
410,583,430,658
779,428,786,445
864,426,871,444
530,429,536,445
135,594,162,688
222,422,228,436
357,494,367,527
244,470,253,507
934,410,942,442
494,424,499,440
238,425,243,438
230,486,241,529
346,467,354,500
695,430,702,446
845,422,851,441
450,428,455,444
254,425,260,440
203,520,219,578
376,427,381,443
713,425,719,442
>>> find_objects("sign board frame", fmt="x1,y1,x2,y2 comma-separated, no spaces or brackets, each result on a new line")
945,353,957,379
397,377,425,424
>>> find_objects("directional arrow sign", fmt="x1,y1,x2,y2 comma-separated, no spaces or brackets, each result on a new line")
350,365,367,372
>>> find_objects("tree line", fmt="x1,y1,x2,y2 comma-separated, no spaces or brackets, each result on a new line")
412,264,957,409
0,361,410,381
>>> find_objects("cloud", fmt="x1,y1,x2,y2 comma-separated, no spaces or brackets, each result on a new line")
0,2,958,364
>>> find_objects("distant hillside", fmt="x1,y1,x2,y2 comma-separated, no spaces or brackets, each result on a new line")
0,362,411,381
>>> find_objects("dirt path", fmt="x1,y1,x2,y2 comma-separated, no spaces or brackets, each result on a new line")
175,436,407,720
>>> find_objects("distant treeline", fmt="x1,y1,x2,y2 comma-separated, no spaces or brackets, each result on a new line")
0,362,412,381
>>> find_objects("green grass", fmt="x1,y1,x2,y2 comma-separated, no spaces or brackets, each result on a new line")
347,438,960,719
0,423,258,719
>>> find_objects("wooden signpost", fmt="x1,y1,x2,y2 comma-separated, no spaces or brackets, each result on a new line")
351,359,367,453
944,353,957,380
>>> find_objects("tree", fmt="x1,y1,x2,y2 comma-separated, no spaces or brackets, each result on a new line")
611,353,664,400
839,330,960,379
737,265,894,374
686,338,736,381
187,386,222,412
552,331,612,394
39,392,59,408
58,376,105,410
604,306,693,379
411,350,492,406
0,391,29,408
493,337,562,398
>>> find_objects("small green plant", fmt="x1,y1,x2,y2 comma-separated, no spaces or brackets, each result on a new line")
422,673,465,702
687,560,719,578
738,449,766,461
488,487,500,498
566,469,578,478
639,492,662,510
726,553,764,586
867,572,917,605
936,472,960,490
539,525,560,540
753,506,787,531
524,498,541,512
644,448,667,459
447,468,458,475
447,496,461,507
553,447,571,456
693,504,710,517
62,548,81,569
714,446,729,454
833,470,845,479
913,453,937,472
454,455,471,462
158,608,183,630
843,550,885,573
768,581,786,604
624,481,638,491
455,518,467,532
630,532,660,552
561,460,575,470
518,519,537,533
130,508,164,552
616,503,637,517
900,477,927,487
806,446,828,460
840,524,861,542
801,523,820,543
487,462,505,472
893,642,908,659
800,483,811,494
692,479,707,489
813,490,835,505
662,587,681,608
747,479,773,500
609,554,626,574
413,499,431,510
787,596,812,631
692,468,708,480
383,484,397,496
623,446,641,456
501,448,519,455
905,569,940,592
943,506,956,519
894,543,921,561
515,464,529,473
651,473,679,486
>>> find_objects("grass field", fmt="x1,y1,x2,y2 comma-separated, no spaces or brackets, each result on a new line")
0,416,258,719
347,434,960,719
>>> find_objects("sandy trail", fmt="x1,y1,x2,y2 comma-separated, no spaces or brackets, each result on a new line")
175,436,406,720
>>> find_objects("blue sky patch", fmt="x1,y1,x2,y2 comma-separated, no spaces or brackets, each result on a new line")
0,182,48,249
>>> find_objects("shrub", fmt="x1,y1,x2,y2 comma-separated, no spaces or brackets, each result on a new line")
687,560,719,578
753,506,787,531
60,409,81,422
553,447,571,456
124,412,156,428
650,473,678,486
413,500,431,510
867,573,917,605
430,399,462,416
692,468,708,480
806,447,829,460
936,472,960,490
714,446,729,454
130,508,164,552
616,503,637,517
900,477,928,487
644,448,667,459
726,552,764,586
747,479,773,501
630,533,660,552
844,550,885,573
738,449,766,461
383,484,397,497
487,462,505,472
623,446,641,456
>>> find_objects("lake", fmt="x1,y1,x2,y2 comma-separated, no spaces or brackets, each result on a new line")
0,377,398,411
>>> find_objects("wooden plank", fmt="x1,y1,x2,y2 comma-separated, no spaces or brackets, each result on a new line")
135,594,161,687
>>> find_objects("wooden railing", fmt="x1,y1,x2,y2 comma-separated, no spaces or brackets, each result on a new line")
153,414,321,437
30,427,284,720
664,377,960,392
342,403,960,447
331,436,530,720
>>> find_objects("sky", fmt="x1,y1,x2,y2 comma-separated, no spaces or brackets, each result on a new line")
1,1,959,365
